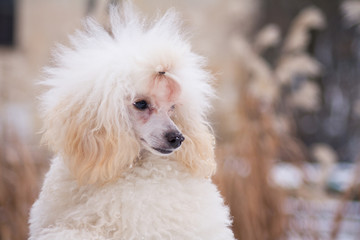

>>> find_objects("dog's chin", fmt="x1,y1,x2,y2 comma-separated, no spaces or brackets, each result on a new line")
152,147,173,155
141,139,176,156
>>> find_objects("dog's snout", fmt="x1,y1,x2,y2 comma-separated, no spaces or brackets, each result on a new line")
165,131,185,149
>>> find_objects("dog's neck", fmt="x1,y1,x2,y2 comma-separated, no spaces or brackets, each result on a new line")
119,150,189,180
134,149,180,168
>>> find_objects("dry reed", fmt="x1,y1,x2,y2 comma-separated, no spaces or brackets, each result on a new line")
330,158,360,240
213,5,326,240
213,92,287,240
0,127,48,240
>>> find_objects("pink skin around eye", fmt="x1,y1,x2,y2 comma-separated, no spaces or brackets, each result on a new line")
148,75,181,106
138,106,158,123
132,75,181,124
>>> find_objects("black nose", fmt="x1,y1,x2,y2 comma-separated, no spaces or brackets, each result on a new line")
165,131,185,149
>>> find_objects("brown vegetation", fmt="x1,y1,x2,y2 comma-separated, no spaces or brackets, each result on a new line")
0,128,48,240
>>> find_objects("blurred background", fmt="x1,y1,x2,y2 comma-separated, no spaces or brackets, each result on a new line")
1,0,360,239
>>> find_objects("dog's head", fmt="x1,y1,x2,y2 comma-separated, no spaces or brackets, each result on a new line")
40,3,216,185
129,71,184,156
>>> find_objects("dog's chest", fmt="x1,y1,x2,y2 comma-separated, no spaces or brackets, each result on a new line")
69,161,230,239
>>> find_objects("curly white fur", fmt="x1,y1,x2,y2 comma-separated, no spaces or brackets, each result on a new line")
29,3,235,240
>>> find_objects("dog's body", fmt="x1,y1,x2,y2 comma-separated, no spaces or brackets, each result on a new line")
30,155,234,239
29,3,235,240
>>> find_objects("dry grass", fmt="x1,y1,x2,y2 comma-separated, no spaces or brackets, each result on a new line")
212,5,326,240
330,158,360,240
213,93,287,240
0,127,48,240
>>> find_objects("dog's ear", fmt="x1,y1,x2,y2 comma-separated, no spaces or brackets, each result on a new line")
173,114,216,178
41,95,140,185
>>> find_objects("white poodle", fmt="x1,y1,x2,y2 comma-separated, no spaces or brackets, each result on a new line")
29,3,235,240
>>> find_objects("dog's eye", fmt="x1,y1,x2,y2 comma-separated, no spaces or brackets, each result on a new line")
134,100,149,110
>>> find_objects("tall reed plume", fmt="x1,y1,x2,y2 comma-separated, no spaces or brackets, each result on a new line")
213,5,325,240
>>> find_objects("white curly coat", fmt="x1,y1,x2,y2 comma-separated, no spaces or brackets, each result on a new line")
29,3,235,240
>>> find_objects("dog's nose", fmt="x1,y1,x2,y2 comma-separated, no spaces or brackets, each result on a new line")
165,131,185,149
